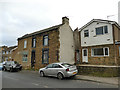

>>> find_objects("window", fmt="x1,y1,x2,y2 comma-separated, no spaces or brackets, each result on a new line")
24,40,27,48
32,38,36,48
6,51,9,54
53,64,62,68
46,64,53,68
2,51,5,54
83,49,87,56
10,51,12,54
96,26,108,35
42,49,49,64
23,54,28,62
104,26,108,34
84,30,89,37
119,46,120,56
92,47,109,56
43,35,48,46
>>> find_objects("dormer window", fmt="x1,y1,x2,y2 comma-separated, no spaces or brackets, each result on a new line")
84,30,89,37
96,26,108,35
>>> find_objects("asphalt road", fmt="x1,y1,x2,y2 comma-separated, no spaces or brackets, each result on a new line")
1,70,118,88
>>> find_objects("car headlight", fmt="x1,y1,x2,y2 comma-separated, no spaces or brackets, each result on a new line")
13,65,16,68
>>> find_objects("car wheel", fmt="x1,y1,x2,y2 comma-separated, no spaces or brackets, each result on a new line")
4,67,7,71
40,71,45,77
57,73,64,80
10,68,13,72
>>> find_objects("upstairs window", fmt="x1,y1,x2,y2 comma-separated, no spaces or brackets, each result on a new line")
84,30,89,37
43,35,48,46
32,37,36,48
6,51,9,54
2,51,5,54
24,40,27,48
96,26,108,35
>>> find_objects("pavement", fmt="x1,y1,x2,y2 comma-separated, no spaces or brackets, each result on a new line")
75,75,119,85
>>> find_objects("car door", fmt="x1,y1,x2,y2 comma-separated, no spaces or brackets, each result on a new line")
44,64,53,76
52,64,63,76
5,62,10,70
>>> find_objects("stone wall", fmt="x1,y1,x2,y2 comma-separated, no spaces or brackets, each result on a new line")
18,29,60,70
81,44,117,65
77,65,119,77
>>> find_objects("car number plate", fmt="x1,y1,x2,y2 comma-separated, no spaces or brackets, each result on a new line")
73,72,77,74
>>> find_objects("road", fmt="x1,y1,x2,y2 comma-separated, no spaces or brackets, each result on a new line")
1,70,118,88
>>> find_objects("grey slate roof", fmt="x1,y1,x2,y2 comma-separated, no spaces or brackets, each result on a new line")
18,24,63,40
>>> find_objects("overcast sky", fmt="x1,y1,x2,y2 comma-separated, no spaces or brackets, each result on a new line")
0,0,120,46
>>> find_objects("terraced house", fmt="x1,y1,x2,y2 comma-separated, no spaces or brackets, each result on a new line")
79,19,120,65
1,46,17,61
17,17,75,69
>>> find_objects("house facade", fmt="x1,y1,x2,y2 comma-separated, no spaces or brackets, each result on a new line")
79,19,120,65
17,17,75,69
1,46,17,61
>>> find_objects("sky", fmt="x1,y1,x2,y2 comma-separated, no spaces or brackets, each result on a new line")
0,0,120,46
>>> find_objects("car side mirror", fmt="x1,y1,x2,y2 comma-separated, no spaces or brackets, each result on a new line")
45,67,48,69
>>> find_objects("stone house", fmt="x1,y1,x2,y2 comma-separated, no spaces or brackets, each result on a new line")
1,46,17,61
11,47,19,62
79,19,120,66
17,17,75,69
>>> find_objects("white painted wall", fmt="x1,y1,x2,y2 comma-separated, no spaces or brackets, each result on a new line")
118,1,120,25
81,22,114,47
59,24,75,64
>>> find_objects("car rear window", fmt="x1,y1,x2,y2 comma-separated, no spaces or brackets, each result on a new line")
61,63,73,67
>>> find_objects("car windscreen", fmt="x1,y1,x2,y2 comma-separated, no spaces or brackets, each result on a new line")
61,63,73,68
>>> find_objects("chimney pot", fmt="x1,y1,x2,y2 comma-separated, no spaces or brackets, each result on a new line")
62,16,69,25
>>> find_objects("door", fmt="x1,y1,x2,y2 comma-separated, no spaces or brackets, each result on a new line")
76,50,80,64
82,49,88,63
31,50,35,68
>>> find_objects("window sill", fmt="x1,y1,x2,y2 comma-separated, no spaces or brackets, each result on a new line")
91,55,109,57
22,61,27,62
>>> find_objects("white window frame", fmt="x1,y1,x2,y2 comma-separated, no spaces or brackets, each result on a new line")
91,47,109,57
95,26,108,35
84,30,89,37
24,40,27,48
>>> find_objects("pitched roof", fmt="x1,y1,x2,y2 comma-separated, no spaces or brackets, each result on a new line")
79,19,120,31
18,24,63,40
3,46,17,52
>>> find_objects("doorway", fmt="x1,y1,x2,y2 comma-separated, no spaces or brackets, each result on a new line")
31,50,35,68
82,49,88,63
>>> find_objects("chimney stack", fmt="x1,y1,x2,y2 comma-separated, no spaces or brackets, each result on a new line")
62,16,69,25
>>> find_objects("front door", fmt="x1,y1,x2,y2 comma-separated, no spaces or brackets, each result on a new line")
31,50,35,68
82,49,88,63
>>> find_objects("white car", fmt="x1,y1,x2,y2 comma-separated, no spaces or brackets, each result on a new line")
39,62,78,80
